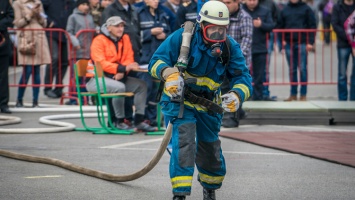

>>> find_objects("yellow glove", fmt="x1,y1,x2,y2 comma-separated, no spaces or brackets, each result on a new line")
165,72,184,97
221,92,240,112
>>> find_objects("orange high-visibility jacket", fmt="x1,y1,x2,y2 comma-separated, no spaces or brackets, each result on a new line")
86,34,134,77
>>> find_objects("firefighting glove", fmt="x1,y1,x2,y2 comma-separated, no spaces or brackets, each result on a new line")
221,92,240,112
165,72,184,98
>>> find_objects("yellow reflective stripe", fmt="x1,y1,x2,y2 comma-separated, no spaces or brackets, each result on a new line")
171,176,193,182
232,84,250,101
171,176,193,188
162,90,217,113
199,172,224,185
151,60,165,78
184,101,208,112
185,73,220,91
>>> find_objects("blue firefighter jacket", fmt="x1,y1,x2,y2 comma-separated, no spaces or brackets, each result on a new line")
149,25,252,112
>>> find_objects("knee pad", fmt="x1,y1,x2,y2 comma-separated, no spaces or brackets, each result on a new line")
196,139,222,172
178,122,196,168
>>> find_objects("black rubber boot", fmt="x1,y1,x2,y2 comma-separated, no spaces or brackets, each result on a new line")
32,100,39,108
173,195,186,200
222,112,239,128
16,100,24,108
203,188,216,200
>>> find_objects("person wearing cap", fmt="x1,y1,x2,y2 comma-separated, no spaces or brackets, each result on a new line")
149,1,252,199
101,0,141,128
86,16,157,132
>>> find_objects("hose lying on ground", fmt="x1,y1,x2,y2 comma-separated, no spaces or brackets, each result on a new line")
0,122,172,182
0,105,172,182
0,115,21,126
0,106,106,133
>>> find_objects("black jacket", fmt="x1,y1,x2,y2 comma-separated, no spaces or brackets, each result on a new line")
174,0,197,31
0,0,14,57
41,0,75,42
259,0,279,23
101,0,141,62
331,0,355,48
243,4,274,54
277,0,317,45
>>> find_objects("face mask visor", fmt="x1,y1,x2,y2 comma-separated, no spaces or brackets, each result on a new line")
202,24,227,43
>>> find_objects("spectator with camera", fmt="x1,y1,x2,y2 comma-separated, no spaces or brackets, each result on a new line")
13,0,51,108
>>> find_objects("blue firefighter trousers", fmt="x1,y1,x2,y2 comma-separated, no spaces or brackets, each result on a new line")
162,101,226,196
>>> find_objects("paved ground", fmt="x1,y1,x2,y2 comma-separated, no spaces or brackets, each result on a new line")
1,111,355,200
220,129,355,167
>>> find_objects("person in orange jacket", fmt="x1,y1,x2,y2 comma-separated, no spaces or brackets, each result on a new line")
86,16,157,132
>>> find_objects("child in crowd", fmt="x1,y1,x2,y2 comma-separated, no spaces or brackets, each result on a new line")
66,0,96,105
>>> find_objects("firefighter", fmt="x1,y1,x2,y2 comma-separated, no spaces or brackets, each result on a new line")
148,1,252,199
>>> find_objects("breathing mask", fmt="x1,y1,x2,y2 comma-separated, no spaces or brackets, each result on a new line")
202,24,227,57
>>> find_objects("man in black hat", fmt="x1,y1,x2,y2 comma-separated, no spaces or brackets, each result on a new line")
0,0,14,114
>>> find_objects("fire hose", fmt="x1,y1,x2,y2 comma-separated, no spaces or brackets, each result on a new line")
0,105,172,182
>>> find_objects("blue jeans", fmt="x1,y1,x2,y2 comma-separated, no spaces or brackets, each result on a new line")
263,33,274,98
264,32,282,98
285,43,308,96
337,47,355,100
17,65,40,101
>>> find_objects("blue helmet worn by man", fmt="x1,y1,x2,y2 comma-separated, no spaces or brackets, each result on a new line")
148,1,252,200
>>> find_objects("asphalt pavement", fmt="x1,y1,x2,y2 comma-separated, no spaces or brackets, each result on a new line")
1,111,355,200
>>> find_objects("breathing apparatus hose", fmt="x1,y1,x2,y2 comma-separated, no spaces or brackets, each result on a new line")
0,105,172,182
177,21,195,67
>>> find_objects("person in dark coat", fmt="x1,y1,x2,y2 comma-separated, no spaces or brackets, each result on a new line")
277,0,317,101
331,0,355,100
41,0,75,98
259,0,279,101
0,0,14,114
243,0,274,101
101,0,141,62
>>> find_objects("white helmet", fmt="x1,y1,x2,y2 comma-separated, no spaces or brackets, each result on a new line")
197,0,229,26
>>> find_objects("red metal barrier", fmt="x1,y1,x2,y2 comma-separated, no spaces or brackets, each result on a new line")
61,29,97,105
8,28,74,103
8,28,337,104
267,29,336,87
